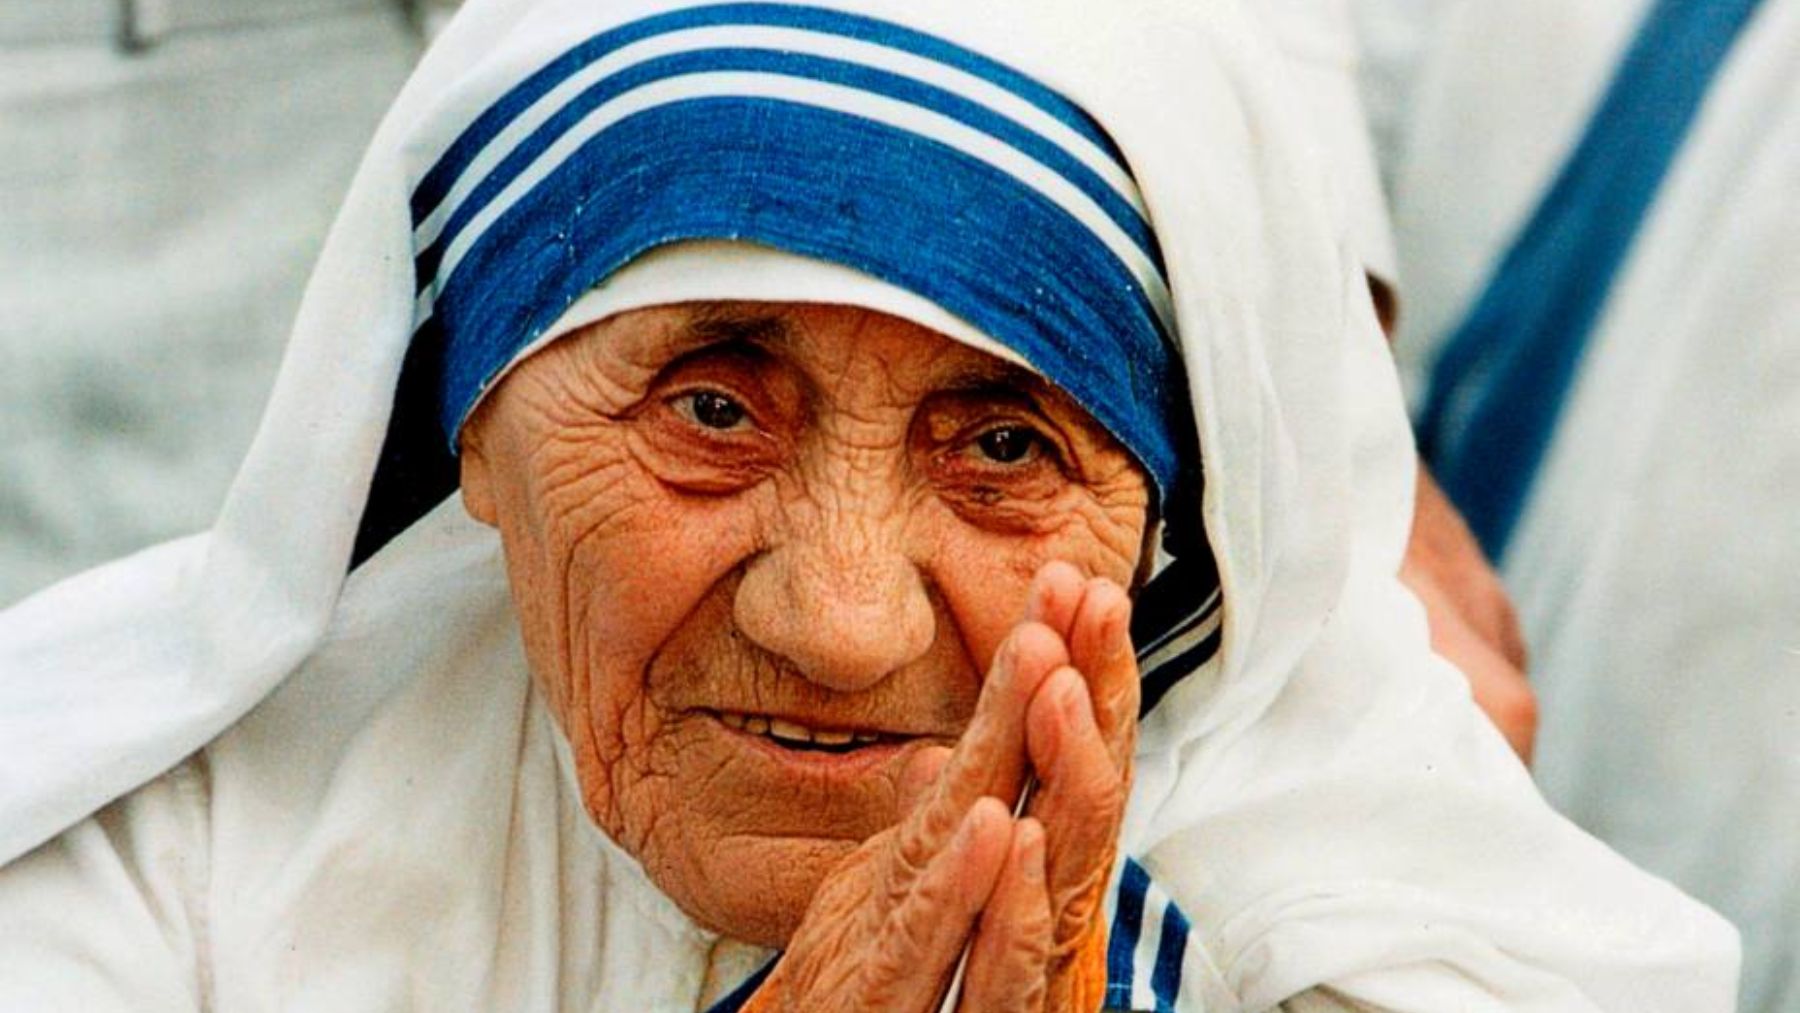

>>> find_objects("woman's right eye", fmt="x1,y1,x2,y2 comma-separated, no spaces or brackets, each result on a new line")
673,390,750,431
972,425,1043,465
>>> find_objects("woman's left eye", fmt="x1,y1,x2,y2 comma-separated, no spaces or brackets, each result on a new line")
973,425,1042,464
678,390,749,431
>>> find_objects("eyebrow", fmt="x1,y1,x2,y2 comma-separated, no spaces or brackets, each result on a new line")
672,303,1059,407
679,303,793,349
936,359,1056,403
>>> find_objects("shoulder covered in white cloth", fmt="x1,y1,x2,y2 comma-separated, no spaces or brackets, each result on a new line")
0,0,1738,1009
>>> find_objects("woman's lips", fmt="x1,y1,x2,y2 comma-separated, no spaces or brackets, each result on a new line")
704,709,934,772
715,710,888,749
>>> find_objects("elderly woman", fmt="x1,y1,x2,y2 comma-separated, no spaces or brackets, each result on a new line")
0,0,1737,1009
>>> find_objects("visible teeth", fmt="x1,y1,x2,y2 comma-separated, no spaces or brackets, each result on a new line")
720,712,882,746
768,718,811,743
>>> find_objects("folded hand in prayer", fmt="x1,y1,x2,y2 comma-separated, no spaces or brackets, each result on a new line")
747,561,1136,1012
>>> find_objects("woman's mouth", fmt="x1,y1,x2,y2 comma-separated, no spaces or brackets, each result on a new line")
710,710,903,755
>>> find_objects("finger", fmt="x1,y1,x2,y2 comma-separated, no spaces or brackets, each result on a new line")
895,745,953,819
893,622,1067,878
1023,560,1086,640
869,797,1013,1009
758,799,1012,1013
1025,667,1127,954
958,818,1052,1013
1066,577,1139,773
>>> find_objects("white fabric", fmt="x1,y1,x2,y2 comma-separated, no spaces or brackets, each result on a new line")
0,0,1738,1010
1382,0,1800,1008
1253,0,1398,288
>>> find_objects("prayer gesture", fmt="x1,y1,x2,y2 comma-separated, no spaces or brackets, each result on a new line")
746,562,1138,1012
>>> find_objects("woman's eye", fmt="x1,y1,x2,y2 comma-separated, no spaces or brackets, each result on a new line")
679,390,749,431
974,425,1041,464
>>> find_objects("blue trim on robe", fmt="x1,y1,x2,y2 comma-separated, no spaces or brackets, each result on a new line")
1112,856,1196,1011
1105,855,1152,1008
1149,895,1190,1013
1416,0,1767,558
707,855,1196,1011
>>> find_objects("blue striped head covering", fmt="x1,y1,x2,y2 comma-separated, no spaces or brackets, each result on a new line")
357,1,1220,713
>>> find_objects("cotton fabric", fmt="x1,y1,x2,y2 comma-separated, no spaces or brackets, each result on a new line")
0,0,1739,1009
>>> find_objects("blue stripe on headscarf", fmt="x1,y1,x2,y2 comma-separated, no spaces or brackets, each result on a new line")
424,96,1179,494
1415,0,1766,559
412,46,1160,297
410,2,1129,226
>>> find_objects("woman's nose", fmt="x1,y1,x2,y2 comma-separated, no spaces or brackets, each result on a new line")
732,525,936,693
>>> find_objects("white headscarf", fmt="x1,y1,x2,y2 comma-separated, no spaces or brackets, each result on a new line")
0,0,1737,1009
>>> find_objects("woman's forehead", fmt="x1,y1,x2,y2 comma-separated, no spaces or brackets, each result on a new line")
578,300,1053,397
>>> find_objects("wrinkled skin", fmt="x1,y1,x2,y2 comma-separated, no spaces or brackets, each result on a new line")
461,303,1150,1008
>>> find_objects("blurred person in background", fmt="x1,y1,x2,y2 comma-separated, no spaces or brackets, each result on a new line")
1360,0,1800,1007
0,0,450,603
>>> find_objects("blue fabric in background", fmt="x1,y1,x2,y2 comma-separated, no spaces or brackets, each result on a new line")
1415,0,1765,559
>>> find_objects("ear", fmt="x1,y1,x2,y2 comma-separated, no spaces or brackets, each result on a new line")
459,425,498,527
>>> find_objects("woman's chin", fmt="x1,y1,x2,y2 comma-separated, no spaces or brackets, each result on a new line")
656,830,861,949
601,713,921,948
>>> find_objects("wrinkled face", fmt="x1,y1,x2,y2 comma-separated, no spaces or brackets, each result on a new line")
460,302,1150,946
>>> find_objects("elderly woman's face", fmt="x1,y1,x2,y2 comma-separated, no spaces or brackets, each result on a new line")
461,302,1149,945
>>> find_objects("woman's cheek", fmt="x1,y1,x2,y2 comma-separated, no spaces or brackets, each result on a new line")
926,495,1147,668
562,467,766,706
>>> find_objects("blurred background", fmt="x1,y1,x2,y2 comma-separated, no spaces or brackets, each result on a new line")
2,0,1795,1009
0,0,454,603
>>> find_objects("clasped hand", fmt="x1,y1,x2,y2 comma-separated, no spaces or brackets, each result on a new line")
746,561,1139,1013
